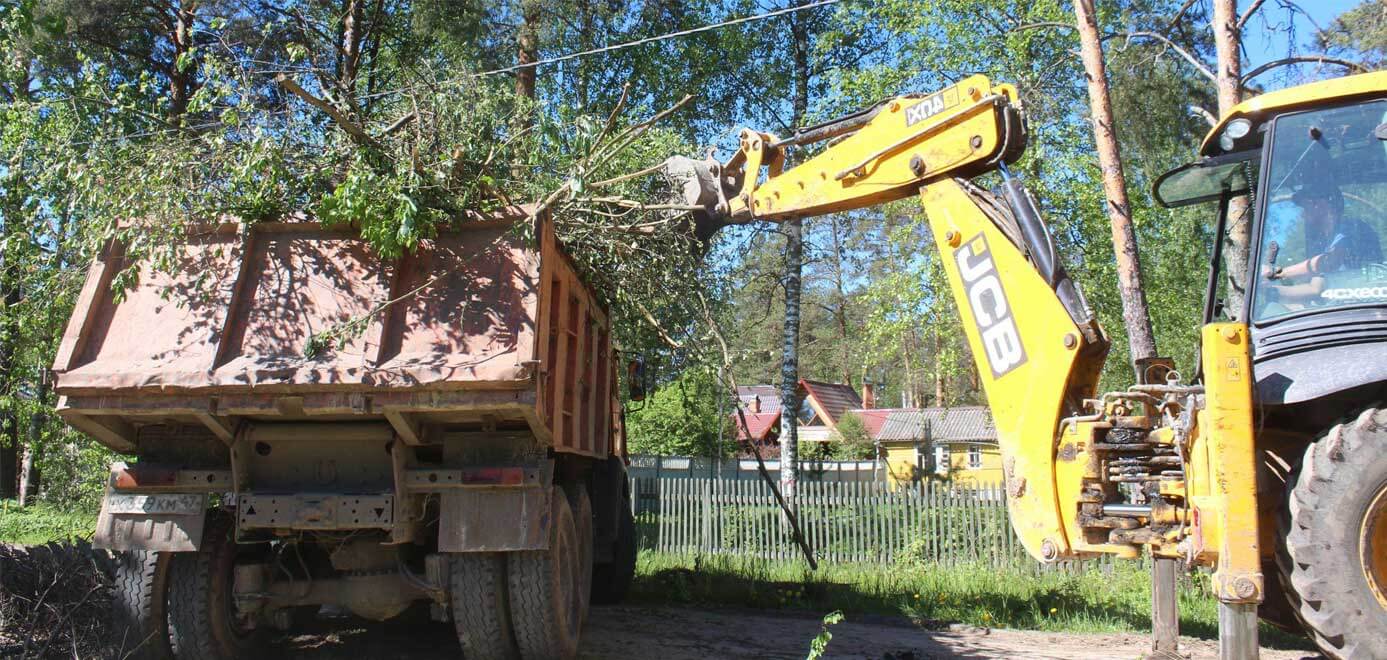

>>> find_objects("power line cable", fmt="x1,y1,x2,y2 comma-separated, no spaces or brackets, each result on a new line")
360,0,842,101
62,0,843,147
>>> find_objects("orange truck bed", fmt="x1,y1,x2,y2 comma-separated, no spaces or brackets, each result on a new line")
52,209,620,460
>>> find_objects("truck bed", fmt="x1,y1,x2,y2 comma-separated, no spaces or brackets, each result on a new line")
53,210,615,459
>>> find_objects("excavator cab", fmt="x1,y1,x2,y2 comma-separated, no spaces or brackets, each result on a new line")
1155,72,1387,656
1158,76,1387,407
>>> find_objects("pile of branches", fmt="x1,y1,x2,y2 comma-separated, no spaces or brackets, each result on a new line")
0,541,115,659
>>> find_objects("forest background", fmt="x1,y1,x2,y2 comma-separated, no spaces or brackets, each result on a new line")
2,0,1385,503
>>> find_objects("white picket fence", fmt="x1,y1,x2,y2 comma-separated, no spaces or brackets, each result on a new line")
628,455,881,482
629,475,1051,568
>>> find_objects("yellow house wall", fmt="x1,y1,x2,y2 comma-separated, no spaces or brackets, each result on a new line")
882,441,1003,489
946,443,1004,486
883,444,922,489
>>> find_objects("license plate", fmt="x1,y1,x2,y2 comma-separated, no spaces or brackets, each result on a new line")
106,493,205,516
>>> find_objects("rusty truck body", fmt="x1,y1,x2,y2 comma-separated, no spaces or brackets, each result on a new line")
53,210,636,660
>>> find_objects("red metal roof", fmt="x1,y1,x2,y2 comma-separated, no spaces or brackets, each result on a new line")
798,379,863,427
851,408,894,437
731,411,781,442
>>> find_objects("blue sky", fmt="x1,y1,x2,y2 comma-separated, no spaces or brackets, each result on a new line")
1242,0,1363,88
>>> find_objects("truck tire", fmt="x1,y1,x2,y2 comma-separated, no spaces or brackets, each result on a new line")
167,515,264,660
590,498,636,605
111,550,172,660
568,484,594,626
450,553,518,660
1278,407,1387,659
507,485,581,659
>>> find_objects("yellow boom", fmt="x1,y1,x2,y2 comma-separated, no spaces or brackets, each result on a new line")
675,73,1263,653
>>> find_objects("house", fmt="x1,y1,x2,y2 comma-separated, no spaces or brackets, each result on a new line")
731,379,867,457
794,379,864,446
733,385,781,458
870,406,1001,488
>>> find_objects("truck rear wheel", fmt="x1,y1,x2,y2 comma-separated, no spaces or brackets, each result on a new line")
590,496,636,605
167,515,264,660
111,550,172,660
568,484,594,626
507,485,581,659
450,553,518,660
1278,407,1387,658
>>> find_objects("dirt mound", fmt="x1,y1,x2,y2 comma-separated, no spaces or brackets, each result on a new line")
0,541,116,659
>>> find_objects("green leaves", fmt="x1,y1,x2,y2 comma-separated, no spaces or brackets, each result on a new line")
625,367,735,457
806,610,844,660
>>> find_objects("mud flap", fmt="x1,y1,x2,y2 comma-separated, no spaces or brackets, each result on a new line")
94,491,208,552
439,487,550,552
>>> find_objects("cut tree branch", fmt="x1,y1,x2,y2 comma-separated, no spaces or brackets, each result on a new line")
275,74,382,150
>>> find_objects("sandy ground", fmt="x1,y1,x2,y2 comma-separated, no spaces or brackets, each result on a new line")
275,605,1322,660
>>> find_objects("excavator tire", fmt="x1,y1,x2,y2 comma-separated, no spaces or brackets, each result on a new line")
111,550,172,660
167,513,265,660
507,485,581,659
1278,407,1387,659
450,552,518,660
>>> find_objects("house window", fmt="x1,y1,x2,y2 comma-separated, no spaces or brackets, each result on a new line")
968,446,983,469
933,445,949,475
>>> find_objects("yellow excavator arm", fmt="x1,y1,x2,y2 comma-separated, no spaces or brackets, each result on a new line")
675,74,1259,604
681,75,1113,560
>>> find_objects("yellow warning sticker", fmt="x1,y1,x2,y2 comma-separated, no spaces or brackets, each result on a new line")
1225,357,1241,382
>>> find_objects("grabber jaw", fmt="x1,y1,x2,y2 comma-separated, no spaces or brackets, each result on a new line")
659,155,740,243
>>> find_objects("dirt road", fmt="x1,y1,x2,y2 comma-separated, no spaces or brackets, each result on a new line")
278,605,1319,659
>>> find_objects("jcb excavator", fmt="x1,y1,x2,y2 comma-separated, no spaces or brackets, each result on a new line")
668,72,1387,658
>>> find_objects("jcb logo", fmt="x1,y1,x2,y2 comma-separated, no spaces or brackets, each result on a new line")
955,234,1027,378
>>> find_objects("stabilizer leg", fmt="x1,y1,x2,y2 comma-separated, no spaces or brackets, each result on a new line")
1148,556,1180,658
1217,601,1259,660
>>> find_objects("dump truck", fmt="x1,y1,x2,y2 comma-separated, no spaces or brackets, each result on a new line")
52,209,638,660
669,72,1387,658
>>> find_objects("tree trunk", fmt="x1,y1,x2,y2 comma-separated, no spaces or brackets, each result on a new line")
0,256,17,501
339,0,366,103
0,56,27,501
17,441,36,506
933,332,946,405
1213,0,1251,318
779,4,813,511
515,2,540,107
1072,0,1158,370
902,335,915,409
19,378,48,506
167,1,196,119
779,219,802,509
830,217,852,385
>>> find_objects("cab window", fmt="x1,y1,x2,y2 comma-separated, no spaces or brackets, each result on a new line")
1253,100,1387,322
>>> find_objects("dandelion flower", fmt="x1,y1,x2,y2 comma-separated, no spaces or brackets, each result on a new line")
1049,607,1058,614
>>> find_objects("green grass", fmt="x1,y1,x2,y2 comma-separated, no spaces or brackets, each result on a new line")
630,551,1315,650
0,499,98,546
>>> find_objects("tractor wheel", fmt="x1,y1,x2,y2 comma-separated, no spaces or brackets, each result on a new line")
590,496,636,605
1278,407,1387,658
567,484,594,626
449,552,518,660
507,485,582,659
167,514,265,660
111,550,172,660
